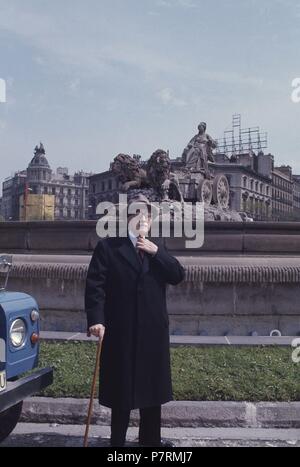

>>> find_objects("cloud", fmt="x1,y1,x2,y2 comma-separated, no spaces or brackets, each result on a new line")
0,3,181,80
0,5,111,76
157,87,187,107
0,2,268,92
68,78,81,94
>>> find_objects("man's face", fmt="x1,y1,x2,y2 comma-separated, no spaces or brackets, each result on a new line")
128,206,152,237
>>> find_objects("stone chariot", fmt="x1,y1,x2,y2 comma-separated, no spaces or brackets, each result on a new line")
179,169,230,208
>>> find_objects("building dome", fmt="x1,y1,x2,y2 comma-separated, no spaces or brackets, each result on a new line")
27,142,52,183
28,143,50,169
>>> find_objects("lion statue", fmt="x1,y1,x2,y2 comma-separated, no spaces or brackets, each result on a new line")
147,149,183,202
111,153,150,191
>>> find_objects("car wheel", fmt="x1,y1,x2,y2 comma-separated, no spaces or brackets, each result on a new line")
0,401,23,443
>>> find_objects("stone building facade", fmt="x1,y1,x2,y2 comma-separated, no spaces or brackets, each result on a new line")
272,165,293,221
2,171,27,221
211,151,273,220
292,175,300,220
1,143,92,221
88,170,122,218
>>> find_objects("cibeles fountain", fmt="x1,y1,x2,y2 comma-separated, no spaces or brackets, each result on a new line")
1,123,300,337
110,122,242,222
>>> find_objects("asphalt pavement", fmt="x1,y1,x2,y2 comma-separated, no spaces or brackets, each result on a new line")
1,424,300,447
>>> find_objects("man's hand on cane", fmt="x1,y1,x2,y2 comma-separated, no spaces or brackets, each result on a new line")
88,324,105,340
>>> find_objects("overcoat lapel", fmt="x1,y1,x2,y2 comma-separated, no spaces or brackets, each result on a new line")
117,237,141,274
117,236,150,275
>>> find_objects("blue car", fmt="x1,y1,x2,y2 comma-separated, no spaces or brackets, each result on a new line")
0,254,53,442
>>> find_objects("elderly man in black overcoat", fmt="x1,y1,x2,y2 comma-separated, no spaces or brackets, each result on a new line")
85,194,185,447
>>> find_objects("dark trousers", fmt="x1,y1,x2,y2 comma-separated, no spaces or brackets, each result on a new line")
110,405,161,447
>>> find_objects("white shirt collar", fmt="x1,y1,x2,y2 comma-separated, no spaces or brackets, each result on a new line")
128,230,138,247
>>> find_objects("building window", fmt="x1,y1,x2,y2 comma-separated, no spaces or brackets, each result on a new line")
75,210,79,219
52,187,56,195
43,186,48,194
68,188,71,196
60,187,63,194
59,209,63,217
75,199,78,206
67,209,71,218
250,180,254,190
243,176,247,188
250,197,254,213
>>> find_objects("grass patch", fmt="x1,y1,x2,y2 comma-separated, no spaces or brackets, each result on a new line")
38,341,300,401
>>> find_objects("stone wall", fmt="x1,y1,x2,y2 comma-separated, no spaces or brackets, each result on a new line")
5,250,300,336
1,221,300,335
2,220,300,255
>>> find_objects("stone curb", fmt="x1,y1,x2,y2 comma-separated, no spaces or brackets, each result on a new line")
20,398,300,429
40,331,296,346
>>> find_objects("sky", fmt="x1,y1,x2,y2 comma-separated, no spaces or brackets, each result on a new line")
0,0,300,194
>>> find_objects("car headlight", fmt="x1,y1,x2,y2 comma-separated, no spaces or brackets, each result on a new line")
10,319,26,348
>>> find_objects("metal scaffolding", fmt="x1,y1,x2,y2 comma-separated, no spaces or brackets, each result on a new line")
216,114,268,156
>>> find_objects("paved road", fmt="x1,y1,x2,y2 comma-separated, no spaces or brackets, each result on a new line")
1,424,300,447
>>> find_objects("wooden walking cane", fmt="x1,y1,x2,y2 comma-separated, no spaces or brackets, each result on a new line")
83,336,103,447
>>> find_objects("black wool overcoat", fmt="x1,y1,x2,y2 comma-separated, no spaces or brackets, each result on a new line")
85,235,185,410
